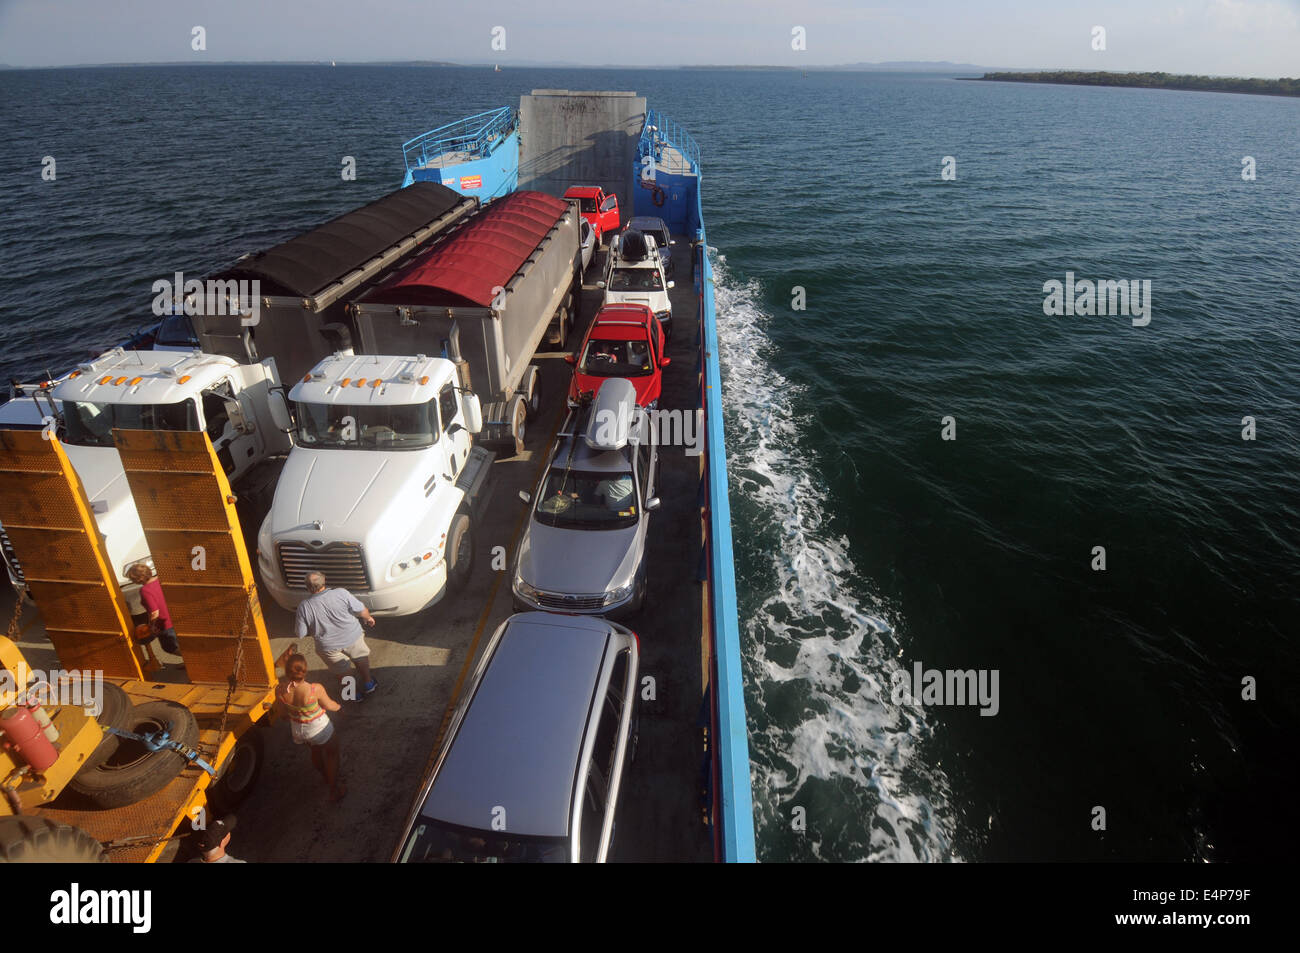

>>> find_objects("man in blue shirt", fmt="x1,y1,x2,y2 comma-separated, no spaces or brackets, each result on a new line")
294,571,379,699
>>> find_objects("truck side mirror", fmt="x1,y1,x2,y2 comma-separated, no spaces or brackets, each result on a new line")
460,393,483,434
518,490,531,504
666,281,675,290
564,353,576,365
659,357,671,367
224,398,253,435
645,497,661,511
268,390,293,433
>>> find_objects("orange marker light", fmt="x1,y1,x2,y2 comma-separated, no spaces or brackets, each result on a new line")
178,375,191,384
302,373,312,383
355,378,366,387
341,378,351,387
113,376,127,385
371,378,382,387
98,376,112,385
129,376,143,386
419,376,429,385
423,552,433,561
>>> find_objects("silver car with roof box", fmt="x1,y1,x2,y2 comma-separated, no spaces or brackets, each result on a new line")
512,378,659,618
394,611,639,863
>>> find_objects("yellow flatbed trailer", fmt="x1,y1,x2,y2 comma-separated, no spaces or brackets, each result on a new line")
0,428,275,862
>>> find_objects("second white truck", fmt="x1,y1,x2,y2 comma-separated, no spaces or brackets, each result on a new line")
257,352,493,616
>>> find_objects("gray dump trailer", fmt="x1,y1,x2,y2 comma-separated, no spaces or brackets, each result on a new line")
351,189,581,454
187,182,479,384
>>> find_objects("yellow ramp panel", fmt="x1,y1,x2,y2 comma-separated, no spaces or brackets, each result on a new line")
0,430,142,679
112,429,274,688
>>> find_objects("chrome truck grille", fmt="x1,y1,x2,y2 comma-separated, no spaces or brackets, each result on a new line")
534,592,606,611
277,541,370,592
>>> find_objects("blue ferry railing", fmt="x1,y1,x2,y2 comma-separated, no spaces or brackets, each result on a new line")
639,109,701,176
695,199,756,863
402,107,517,173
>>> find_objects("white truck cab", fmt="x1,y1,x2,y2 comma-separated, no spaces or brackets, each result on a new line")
257,352,492,617
46,348,292,607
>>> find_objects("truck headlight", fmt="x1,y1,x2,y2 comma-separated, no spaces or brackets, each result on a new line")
603,583,634,606
393,550,438,577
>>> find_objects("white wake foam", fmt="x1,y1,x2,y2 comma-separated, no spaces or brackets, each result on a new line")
711,252,961,862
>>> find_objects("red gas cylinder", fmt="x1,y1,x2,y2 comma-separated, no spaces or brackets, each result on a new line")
0,705,59,773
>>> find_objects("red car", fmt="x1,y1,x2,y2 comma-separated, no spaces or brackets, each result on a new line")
566,303,669,408
564,186,620,248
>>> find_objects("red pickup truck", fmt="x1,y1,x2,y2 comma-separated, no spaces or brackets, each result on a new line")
564,186,620,248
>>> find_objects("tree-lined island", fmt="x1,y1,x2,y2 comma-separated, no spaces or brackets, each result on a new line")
966,71,1298,98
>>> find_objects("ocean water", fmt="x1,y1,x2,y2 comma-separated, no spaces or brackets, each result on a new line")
2,66,1297,862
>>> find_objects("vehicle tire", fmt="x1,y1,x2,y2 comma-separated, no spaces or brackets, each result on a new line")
80,682,133,774
508,394,528,457
629,574,647,616
206,728,265,814
0,816,107,863
526,365,544,422
67,700,200,809
446,511,474,593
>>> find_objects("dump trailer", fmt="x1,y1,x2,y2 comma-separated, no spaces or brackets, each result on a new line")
0,428,276,863
351,190,581,454
187,182,479,385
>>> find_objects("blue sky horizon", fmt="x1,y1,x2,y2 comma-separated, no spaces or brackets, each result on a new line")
1,0,1297,77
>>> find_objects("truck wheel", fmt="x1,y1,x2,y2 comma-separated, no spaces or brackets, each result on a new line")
80,682,133,774
67,700,200,809
526,367,544,422
446,512,474,592
508,394,528,457
0,816,107,863
206,728,265,814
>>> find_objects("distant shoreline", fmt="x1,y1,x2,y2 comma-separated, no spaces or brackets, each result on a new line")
964,71,1299,98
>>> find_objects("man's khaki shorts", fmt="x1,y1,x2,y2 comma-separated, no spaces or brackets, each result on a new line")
316,635,370,674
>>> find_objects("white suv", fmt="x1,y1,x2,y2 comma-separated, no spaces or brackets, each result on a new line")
599,230,675,340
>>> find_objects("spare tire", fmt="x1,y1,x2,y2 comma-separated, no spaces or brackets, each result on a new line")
0,816,107,863
79,682,133,774
68,700,200,809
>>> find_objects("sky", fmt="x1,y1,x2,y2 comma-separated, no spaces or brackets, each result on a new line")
0,0,1297,76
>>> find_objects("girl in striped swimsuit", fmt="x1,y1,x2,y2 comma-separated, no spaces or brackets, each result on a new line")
274,645,346,801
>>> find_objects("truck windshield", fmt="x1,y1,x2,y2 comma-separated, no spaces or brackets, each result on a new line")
534,468,638,529
576,197,597,213
608,268,663,292
63,400,200,447
154,314,199,348
399,819,568,863
579,338,653,377
296,401,438,450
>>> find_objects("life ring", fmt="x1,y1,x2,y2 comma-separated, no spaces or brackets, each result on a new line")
651,185,666,207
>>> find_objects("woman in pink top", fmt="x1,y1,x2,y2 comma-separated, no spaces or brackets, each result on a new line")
127,563,181,656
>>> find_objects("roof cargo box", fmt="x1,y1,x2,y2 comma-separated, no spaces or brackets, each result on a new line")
189,183,477,383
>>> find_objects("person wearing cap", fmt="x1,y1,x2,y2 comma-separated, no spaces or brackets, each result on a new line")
189,815,245,863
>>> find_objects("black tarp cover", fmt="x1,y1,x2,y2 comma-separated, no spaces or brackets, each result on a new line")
216,182,469,299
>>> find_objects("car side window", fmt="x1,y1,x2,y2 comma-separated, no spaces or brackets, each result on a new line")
580,760,605,862
439,386,459,431
638,442,650,497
